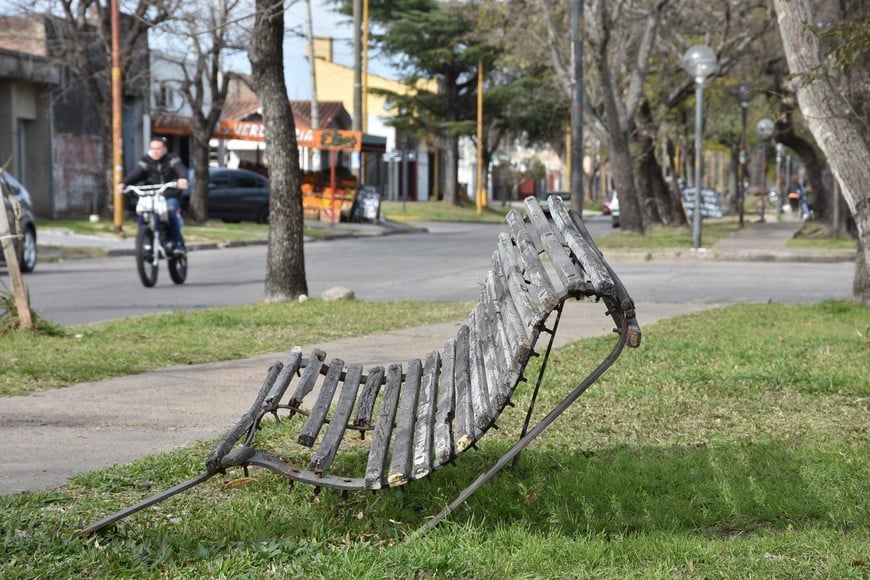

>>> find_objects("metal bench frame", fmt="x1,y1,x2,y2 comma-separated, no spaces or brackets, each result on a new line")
79,196,641,537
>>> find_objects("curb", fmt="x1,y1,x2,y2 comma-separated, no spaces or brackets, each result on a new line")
101,221,422,258
602,248,856,263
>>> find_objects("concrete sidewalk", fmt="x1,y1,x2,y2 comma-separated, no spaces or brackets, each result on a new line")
2,215,856,496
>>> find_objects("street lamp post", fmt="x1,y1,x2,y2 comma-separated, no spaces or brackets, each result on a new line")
775,142,784,214
756,118,774,222
682,44,718,250
736,82,752,228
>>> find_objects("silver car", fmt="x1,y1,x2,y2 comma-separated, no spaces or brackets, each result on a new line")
1,172,38,273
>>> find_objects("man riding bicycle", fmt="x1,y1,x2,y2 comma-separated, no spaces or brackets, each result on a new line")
117,137,189,254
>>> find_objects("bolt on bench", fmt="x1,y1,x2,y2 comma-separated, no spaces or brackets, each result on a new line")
79,196,641,537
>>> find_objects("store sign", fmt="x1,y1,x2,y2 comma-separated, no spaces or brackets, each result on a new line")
152,113,362,151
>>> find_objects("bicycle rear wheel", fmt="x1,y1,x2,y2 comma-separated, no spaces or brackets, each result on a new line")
135,225,159,287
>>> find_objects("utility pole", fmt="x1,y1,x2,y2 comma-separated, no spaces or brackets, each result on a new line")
570,0,583,214
305,0,320,170
111,0,123,235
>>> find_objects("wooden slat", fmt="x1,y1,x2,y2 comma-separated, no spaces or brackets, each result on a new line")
205,362,283,473
452,324,476,452
479,281,513,410
412,350,441,480
288,349,326,406
308,364,364,473
433,338,456,468
496,235,543,328
488,260,532,366
263,348,303,411
524,197,585,294
298,358,345,447
387,359,423,486
364,363,403,489
467,307,493,431
505,210,561,310
355,366,385,429
548,196,614,296
568,208,642,348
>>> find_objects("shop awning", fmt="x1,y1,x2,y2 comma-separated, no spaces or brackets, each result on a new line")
153,113,386,154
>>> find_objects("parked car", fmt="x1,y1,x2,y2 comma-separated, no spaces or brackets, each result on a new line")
0,171,38,272
610,190,620,228
183,167,270,224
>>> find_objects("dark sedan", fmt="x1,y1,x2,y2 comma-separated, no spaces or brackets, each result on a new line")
185,167,270,224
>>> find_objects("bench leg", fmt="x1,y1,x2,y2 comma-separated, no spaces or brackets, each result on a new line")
413,317,630,540
516,303,564,462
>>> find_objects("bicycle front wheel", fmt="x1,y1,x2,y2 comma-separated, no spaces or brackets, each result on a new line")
135,224,159,287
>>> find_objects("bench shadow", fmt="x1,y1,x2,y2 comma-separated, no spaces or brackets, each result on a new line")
327,439,837,540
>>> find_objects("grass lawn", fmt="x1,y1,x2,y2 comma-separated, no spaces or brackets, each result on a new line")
1,301,867,577
381,199,511,223
595,219,743,250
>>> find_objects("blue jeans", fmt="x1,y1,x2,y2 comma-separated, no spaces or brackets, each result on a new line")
165,197,184,249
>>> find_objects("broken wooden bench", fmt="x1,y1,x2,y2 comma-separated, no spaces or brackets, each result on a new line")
79,196,641,536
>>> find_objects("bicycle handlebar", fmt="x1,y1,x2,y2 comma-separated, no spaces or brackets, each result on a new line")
124,182,178,196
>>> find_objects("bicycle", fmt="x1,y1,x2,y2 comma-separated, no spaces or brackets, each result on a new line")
125,182,187,288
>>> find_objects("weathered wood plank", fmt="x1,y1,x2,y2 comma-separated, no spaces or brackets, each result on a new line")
488,257,533,366
288,349,327,407
524,197,585,294
387,359,423,486
467,307,493,431
263,348,303,411
479,282,513,410
364,363,403,489
355,366,385,429
205,362,283,473
452,324,476,452
568,208,642,348
433,338,456,468
496,235,543,328
298,358,345,447
548,196,614,296
505,210,561,311
412,350,441,480
308,364,364,473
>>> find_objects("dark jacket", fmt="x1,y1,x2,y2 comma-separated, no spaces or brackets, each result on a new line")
122,154,188,199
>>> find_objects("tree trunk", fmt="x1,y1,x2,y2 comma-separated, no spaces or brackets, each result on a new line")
773,0,870,304
189,131,211,224
250,0,308,301
636,97,685,226
442,134,460,205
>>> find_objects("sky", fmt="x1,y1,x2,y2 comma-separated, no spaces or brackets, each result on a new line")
230,0,400,100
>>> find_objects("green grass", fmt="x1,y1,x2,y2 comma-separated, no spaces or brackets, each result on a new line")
381,199,511,223
1,301,868,577
47,218,270,244
788,220,859,250
0,300,471,396
596,219,742,249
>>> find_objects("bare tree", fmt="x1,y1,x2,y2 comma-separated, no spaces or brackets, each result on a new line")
249,0,308,301
158,0,250,223
35,0,178,212
773,0,869,304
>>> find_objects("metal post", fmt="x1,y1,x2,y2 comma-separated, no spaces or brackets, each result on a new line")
111,0,123,234
570,0,584,214
692,79,704,249
739,104,747,228
760,139,768,222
